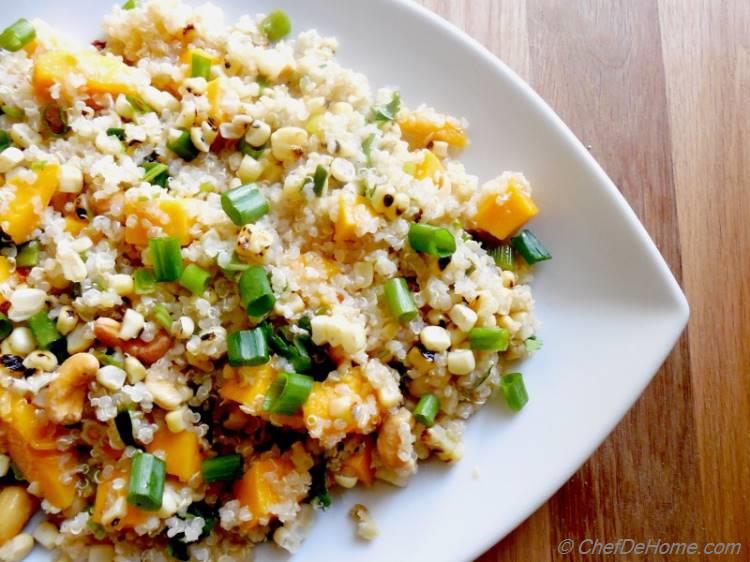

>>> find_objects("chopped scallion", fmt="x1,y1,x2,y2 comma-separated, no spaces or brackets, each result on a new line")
1,106,23,119
167,129,199,162
106,127,126,140
489,244,515,271
384,277,418,323
0,312,12,340
500,372,529,411
125,94,152,115
263,372,313,415
141,162,169,187
15,240,40,267
408,223,456,258
133,268,156,294
0,130,10,152
201,454,242,483
372,92,401,123
127,452,165,511
510,229,551,265
468,327,509,352
221,183,269,226
312,164,328,196
227,328,269,367
28,311,61,350
0,19,36,52
238,138,266,159
238,265,275,317
151,305,172,333
414,393,439,427
191,51,212,80
179,263,211,296
260,9,291,42
149,237,183,282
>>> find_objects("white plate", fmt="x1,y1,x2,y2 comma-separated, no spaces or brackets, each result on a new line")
9,1,689,561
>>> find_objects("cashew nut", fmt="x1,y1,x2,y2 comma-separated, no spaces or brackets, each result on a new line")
45,353,100,424
94,317,173,365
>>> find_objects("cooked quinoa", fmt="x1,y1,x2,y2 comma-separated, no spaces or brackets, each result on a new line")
0,1,548,560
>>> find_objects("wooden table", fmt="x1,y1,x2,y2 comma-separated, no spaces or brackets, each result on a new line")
416,1,750,560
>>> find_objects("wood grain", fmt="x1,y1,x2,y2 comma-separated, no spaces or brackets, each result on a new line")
416,1,749,560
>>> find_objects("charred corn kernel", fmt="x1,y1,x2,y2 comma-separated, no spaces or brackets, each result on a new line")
390,192,410,219
447,349,475,375
0,164,60,244
57,164,83,194
145,378,183,410
9,327,35,355
449,304,477,332
0,532,34,562
124,355,147,384
32,520,59,550
370,184,396,214
0,487,35,544
0,147,24,173
406,346,435,374
271,126,308,161
165,408,187,433
244,120,271,147
107,273,133,296
0,455,9,478
64,216,87,236
22,350,58,372
420,326,451,352
334,474,358,488
96,365,126,390
474,179,539,241
66,323,94,354
146,426,201,482
118,309,144,341
238,154,263,183
172,316,194,340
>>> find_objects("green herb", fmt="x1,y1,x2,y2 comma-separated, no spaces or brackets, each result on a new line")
142,162,169,187
372,92,400,123
362,133,375,167
311,164,328,196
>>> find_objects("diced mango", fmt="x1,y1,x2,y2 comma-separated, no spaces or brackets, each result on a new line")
0,165,60,244
5,425,77,509
334,194,374,243
206,78,225,123
3,391,61,451
341,437,374,486
92,467,149,529
414,150,444,180
302,368,379,438
123,198,192,247
0,256,10,285
146,426,201,483
64,216,88,236
474,179,539,240
234,456,297,528
398,113,467,150
33,50,142,99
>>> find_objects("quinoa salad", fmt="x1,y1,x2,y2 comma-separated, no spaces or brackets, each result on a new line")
0,1,551,561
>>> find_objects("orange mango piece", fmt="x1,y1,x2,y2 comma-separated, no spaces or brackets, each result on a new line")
474,179,539,241
398,113,467,150
334,194,374,243
234,457,297,528
146,426,201,483
1,391,61,451
92,468,149,529
341,437,375,486
123,198,191,247
33,50,141,100
64,216,88,236
0,164,60,244
206,78,225,123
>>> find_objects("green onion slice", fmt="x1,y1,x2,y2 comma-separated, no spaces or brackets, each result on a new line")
260,9,291,42
510,229,551,265
0,312,12,340
0,19,36,52
142,162,169,187
468,327,509,352
1,106,23,119
408,223,456,257
201,454,242,483
167,129,199,161
414,393,439,427
373,92,401,123
190,51,212,80
227,328,269,367
106,127,126,140
125,94,152,115
384,277,418,323
489,244,514,271
263,372,313,415
221,183,269,226
149,237,183,282
311,164,328,196
28,311,61,350
127,452,166,511
238,265,275,317
16,240,40,267
0,130,10,152
500,372,529,411
151,304,172,333
179,263,211,296
133,268,157,294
